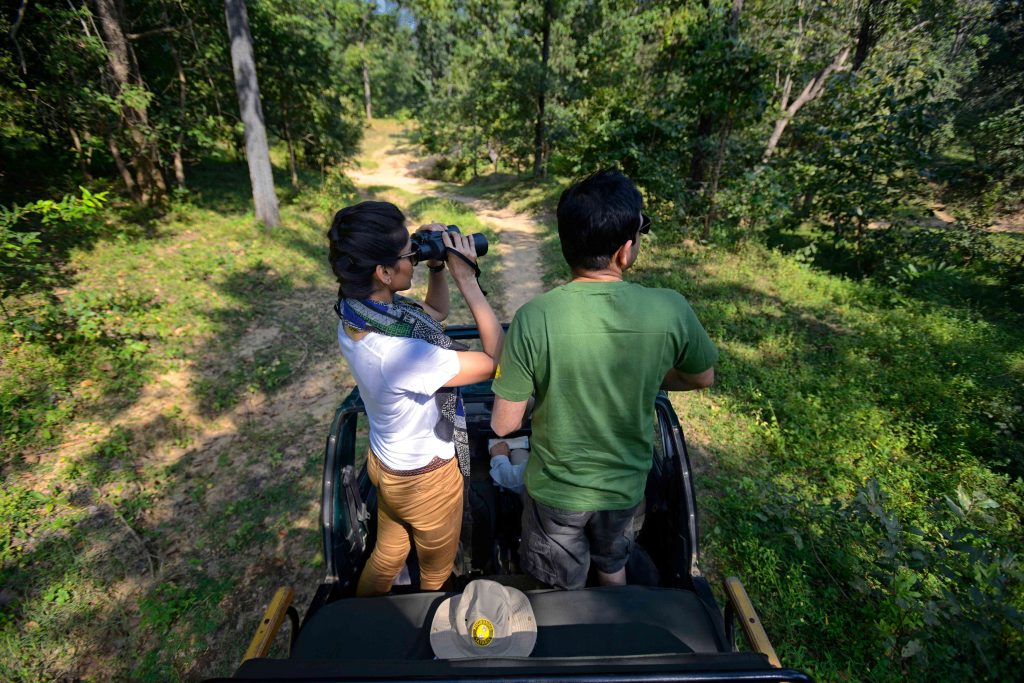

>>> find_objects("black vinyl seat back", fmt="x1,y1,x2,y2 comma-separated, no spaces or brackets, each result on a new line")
642,394,702,590
293,587,728,662
316,327,707,611
320,389,370,597
224,587,813,681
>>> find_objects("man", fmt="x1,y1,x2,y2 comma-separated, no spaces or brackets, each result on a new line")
490,169,718,590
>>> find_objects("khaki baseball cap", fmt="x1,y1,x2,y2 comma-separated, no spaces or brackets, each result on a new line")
429,580,537,659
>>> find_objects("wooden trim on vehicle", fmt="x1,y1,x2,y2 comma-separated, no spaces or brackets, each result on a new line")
723,576,781,668
242,587,295,662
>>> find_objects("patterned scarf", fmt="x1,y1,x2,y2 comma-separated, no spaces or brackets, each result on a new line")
336,296,471,476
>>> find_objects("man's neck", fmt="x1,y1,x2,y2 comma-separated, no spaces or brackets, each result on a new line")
571,268,624,283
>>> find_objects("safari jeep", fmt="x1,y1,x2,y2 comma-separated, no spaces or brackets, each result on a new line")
206,325,813,683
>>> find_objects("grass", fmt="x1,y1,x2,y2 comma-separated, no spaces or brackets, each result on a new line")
536,221,1023,680
3,121,1021,681
442,172,564,218
0,163,357,681
0,122,522,680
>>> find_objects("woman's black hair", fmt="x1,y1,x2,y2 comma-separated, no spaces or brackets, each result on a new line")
327,201,408,300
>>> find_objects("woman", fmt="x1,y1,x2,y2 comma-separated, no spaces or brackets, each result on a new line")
327,201,503,596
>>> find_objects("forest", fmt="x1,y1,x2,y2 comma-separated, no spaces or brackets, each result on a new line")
1,1,1022,681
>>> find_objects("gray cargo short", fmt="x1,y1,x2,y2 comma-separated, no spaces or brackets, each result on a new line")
519,493,644,590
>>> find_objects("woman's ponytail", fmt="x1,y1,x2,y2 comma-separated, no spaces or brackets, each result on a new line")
327,201,408,300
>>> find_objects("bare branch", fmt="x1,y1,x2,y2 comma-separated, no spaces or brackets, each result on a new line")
126,25,181,41
729,0,743,35
8,0,29,74
763,46,852,162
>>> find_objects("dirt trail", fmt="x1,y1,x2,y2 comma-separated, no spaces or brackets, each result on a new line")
348,122,546,318
14,122,550,682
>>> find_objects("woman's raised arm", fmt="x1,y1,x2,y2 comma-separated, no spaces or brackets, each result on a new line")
442,230,504,387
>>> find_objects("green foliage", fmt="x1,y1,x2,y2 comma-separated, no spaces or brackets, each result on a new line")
787,65,940,274
609,236,1024,681
0,0,369,205
134,572,235,682
951,0,1024,208
250,1,364,171
840,479,1023,678
0,164,347,679
0,486,67,566
0,188,109,295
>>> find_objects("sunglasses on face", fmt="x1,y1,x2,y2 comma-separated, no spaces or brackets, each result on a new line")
638,212,651,235
396,249,419,266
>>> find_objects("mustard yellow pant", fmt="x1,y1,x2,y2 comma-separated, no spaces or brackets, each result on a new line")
356,451,463,596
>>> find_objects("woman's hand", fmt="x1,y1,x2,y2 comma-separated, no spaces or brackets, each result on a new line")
415,223,446,268
442,229,479,286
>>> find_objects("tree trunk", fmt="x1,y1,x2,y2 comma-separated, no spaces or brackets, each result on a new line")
70,127,93,181
8,0,28,74
729,0,744,35
487,140,500,174
688,115,714,186
359,3,373,121
283,115,299,190
224,0,279,228
852,0,880,72
703,119,733,240
172,141,186,189
532,0,553,179
691,0,743,212
362,56,373,121
700,1,743,236
107,135,139,201
166,29,188,188
93,0,166,203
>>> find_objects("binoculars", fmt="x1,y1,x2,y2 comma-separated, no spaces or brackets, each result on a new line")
410,225,488,264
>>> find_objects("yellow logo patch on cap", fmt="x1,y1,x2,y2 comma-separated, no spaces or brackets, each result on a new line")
470,618,494,646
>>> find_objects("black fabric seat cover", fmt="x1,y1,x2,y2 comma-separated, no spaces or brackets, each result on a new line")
290,585,725,661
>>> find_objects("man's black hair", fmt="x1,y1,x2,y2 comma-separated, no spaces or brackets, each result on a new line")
326,201,407,299
556,168,643,271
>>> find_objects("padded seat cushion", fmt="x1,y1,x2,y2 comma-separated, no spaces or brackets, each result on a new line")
290,585,725,661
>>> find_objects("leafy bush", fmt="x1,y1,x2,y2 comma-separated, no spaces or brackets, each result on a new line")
842,479,1023,679
0,188,109,297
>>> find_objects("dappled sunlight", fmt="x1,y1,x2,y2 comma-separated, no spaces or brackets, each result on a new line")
0,115,558,680
0,190,357,679
633,239,1024,677
4,1,1023,677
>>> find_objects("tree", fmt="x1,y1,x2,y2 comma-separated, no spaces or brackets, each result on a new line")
533,0,554,178
224,0,279,228
94,0,167,203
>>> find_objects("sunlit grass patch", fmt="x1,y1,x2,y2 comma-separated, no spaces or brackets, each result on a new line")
443,172,564,216
632,239,1023,680
1,166,343,680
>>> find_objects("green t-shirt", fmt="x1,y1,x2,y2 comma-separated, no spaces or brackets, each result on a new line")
492,281,718,512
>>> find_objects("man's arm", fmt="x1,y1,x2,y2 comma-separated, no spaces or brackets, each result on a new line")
491,396,530,436
661,366,714,391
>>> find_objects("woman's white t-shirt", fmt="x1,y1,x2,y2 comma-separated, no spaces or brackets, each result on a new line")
337,323,461,471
